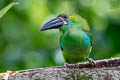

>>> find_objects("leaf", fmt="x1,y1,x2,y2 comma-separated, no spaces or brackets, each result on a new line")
0,2,19,19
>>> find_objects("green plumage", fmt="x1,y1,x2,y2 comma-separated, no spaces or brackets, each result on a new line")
59,14,93,63
40,13,93,64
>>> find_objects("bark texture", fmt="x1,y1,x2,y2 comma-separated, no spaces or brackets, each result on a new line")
0,57,120,80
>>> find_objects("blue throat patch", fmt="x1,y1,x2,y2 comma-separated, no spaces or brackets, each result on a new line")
67,20,72,25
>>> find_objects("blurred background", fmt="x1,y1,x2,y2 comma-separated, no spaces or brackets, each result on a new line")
0,0,120,72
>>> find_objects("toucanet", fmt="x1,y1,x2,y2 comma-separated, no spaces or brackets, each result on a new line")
40,14,93,64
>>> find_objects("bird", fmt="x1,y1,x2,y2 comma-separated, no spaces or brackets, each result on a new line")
40,13,93,64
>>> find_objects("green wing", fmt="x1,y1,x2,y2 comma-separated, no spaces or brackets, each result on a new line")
80,16,93,47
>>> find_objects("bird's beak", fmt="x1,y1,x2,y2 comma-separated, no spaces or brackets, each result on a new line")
40,17,66,31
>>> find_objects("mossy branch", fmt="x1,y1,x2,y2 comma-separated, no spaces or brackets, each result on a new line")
0,57,120,80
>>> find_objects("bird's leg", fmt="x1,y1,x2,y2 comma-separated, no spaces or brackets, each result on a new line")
87,58,96,67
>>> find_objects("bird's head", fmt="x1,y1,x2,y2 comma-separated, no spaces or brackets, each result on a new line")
40,14,81,32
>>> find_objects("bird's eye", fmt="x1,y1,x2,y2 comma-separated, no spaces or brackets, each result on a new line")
63,15,69,19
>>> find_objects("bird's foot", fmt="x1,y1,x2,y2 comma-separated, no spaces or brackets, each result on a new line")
87,58,96,67
64,63,69,68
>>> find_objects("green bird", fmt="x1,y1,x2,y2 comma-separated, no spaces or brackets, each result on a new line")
40,14,93,64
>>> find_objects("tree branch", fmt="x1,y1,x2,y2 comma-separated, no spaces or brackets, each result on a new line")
0,57,120,80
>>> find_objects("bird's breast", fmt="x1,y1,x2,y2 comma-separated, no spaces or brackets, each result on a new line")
61,28,91,55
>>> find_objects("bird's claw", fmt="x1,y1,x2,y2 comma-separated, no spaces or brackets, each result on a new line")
64,63,69,68
87,58,96,67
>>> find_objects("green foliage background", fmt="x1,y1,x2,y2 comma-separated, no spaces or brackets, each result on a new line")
0,0,120,72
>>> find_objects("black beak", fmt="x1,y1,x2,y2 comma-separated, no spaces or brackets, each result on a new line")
40,17,65,31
